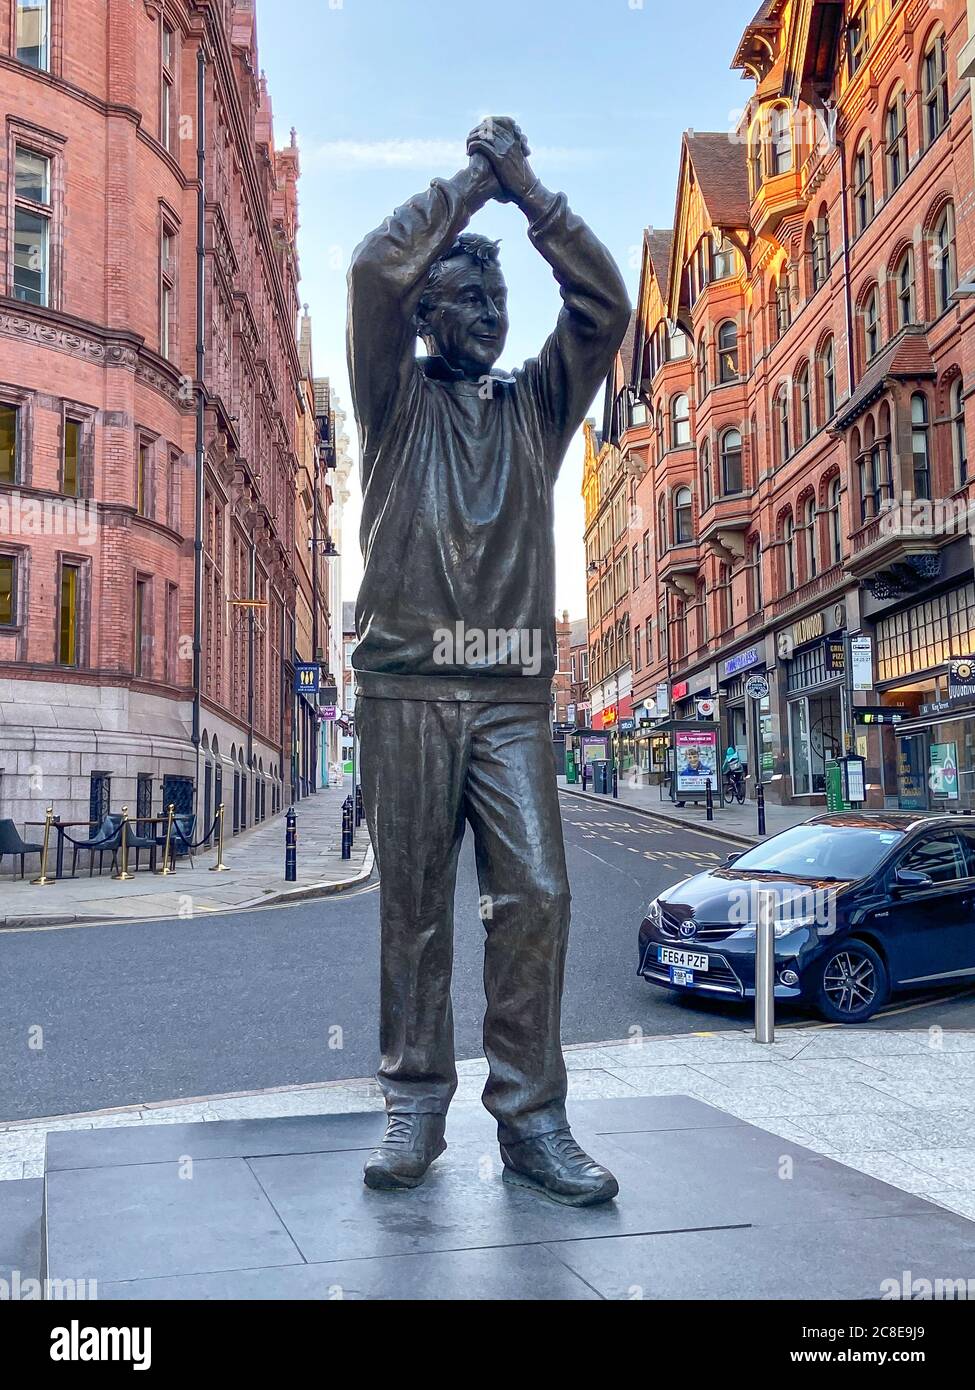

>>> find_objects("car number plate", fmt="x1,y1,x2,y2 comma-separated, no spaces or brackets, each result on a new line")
658,947,709,971
670,967,695,986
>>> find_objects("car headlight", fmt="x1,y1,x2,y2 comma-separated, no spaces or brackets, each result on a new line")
734,923,803,939
645,898,661,925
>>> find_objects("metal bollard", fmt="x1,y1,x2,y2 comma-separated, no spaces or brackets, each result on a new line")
341,796,353,860
705,777,714,821
612,765,619,799
755,888,776,1044
757,781,767,837
285,806,297,882
355,784,364,829
581,763,589,791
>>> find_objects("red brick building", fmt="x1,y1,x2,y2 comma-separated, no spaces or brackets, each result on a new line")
0,0,306,838
608,0,975,811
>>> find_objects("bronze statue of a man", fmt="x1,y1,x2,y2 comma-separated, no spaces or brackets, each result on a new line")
347,118,630,1205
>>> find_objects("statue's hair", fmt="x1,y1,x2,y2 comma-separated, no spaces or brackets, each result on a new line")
417,234,503,321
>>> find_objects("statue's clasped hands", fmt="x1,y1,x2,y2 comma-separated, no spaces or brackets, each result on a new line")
467,117,539,206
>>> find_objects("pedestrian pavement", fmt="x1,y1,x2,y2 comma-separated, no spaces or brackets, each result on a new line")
558,775,819,846
3,1027,974,1228
0,779,373,929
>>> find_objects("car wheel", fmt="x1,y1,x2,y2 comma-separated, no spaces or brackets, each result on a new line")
814,939,889,1024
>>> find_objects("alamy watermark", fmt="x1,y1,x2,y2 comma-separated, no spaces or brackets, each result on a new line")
432,621,543,676
0,491,98,546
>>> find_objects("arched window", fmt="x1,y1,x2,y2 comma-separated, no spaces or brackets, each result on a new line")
669,321,688,359
885,88,909,193
804,495,818,580
911,393,931,500
697,340,708,399
720,428,743,494
863,286,881,363
671,393,690,448
657,493,668,552
699,578,710,645
828,477,843,565
674,486,693,544
750,536,763,613
783,512,796,591
896,249,916,327
718,321,739,382
769,104,793,175
796,363,812,443
775,386,791,463
655,405,664,453
923,30,949,147
820,336,836,419
854,137,874,235
951,377,968,486
934,204,957,314
701,441,713,509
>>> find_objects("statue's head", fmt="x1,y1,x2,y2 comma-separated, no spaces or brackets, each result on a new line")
416,233,508,379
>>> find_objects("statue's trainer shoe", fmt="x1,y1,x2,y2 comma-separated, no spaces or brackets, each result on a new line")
362,1113,447,1191
500,1128,619,1207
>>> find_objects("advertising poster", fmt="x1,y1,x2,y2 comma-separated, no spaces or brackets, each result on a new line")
675,729,718,794
929,743,960,801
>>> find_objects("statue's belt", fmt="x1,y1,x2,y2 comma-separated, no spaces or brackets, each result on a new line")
354,672,553,704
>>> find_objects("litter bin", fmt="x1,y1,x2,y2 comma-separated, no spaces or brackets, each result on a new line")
591,758,610,795
565,749,578,784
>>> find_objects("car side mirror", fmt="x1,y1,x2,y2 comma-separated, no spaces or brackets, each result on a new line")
723,852,742,867
894,868,934,892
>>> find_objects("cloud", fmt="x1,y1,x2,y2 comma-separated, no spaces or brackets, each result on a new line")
304,137,597,171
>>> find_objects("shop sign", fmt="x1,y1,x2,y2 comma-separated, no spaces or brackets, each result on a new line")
825,639,846,676
851,637,873,691
745,674,769,701
722,647,761,679
791,612,825,649
567,704,576,724
675,729,719,796
656,682,670,716
671,681,689,701
896,738,927,811
949,658,975,704
603,705,618,726
294,663,321,695
619,718,636,732
318,705,337,722
696,698,716,720
930,743,960,801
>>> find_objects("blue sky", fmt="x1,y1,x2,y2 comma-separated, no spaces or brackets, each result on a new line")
256,0,751,618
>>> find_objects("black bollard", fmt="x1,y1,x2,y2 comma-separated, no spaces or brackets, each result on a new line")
705,777,714,821
757,781,767,837
612,764,619,799
355,784,364,828
285,806,297,882
581,763,589,792
341,795,353,860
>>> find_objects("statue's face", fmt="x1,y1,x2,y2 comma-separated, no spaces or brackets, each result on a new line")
419,259,509,379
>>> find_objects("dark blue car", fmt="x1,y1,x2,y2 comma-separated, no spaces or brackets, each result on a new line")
637,812,975,1023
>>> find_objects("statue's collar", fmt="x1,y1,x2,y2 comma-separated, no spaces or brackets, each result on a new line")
420,356,514,392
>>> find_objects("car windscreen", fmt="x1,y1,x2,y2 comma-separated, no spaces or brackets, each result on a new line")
731,824,905,880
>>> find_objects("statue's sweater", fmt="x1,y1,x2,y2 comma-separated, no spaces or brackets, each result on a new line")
347,172,630,702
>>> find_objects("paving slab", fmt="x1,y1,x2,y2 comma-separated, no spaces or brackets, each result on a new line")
0,1178,42,1282
39,1094,975,1299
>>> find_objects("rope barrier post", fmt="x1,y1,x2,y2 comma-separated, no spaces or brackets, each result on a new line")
285,806,297,882
30,805,55,886
209,802,230,872
113,806,134,881
156,803,176,875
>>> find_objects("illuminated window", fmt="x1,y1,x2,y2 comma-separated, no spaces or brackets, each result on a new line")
58,563,79,666
0,556,15,626
63,417,81,496
0,404,17,485
718,321,739,382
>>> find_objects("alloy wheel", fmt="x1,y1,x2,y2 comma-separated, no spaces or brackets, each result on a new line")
822,950,877,1015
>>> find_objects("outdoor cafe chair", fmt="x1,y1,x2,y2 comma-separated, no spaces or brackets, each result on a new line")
0,818,45,880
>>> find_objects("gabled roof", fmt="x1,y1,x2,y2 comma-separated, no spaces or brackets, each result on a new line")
685,132,751,228
630,229,674,386
667,133,750,321
836,327,937,431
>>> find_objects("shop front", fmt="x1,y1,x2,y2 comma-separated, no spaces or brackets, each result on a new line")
870,579,975,812
776,605,849,802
